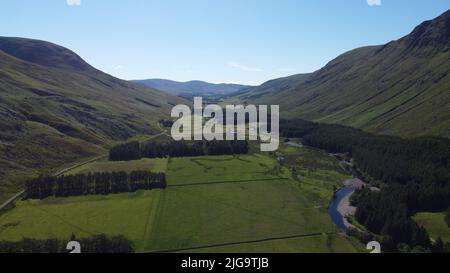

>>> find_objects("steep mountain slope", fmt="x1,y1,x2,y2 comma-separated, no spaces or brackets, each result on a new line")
238,10,450,138
133,78,250,97
0,37,96,73
235,73,310,101
0,37,185,200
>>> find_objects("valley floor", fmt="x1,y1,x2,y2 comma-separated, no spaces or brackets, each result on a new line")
0,145,366,253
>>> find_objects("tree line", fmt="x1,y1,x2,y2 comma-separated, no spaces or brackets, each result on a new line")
0,234,134,253
109,140,249,161
347,223,450,253
25,171,166,199
280,119,450,251
351,186,431,249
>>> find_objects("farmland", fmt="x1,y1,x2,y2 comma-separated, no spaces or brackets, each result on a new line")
414,212,450,243
0,145,365,252
66,158,168,175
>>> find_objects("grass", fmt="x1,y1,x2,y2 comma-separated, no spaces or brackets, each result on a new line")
166,154,282,185
347,215,368,232
232,34,450,139
146,178,333,251
0,145,365,253
276,144,351,208
0,121,106,204
0,191,161,250
180,234,366,253
413,212,450,243
66,158,168,175
0,38,187,204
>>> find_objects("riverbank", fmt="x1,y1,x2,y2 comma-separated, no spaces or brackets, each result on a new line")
336,179,364,229
334,178,380,229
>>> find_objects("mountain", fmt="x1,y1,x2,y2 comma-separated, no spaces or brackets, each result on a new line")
235,73,310,101
0,37,186,200
133,79,250,97
235,10,450,138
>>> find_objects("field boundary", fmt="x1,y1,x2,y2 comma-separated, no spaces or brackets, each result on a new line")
31,205,97,236
168,177,289,188
141,232,336,253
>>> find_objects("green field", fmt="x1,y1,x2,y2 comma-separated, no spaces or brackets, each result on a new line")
0,145,365,252
413,212,450,243
0,191,161,250
181,234,364,253
166,154,282,185
66,158,168,175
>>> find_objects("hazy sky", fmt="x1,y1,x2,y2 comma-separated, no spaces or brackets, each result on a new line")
1,0,449,85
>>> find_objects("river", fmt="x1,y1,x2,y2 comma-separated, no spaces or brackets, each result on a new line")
328,186,355,230
284,141,373,230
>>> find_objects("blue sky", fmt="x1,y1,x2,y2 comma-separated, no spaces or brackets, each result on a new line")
1,0,449,85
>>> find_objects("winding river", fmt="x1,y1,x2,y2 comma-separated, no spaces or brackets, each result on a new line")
328,186,355,230
284,141,371,230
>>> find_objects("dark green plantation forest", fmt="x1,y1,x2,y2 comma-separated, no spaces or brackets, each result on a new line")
24,171,166,199
0,234,134,253
280,119,450,251
109,140,250,161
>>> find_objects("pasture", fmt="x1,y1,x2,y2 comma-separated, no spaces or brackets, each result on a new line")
413,212,450,243
66,158,168,175
0,145,365,252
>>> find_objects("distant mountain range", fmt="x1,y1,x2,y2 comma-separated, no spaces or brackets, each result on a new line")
0,37,185,197
132,79,251,97
236,9,450,138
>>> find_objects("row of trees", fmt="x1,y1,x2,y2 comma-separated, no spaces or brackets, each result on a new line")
109,140,249,161
280,119,450,251
0,234,134,253
347,226,450,253
25,171,166,199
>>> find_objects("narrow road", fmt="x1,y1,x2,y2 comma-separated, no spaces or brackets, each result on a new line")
53,154,108,177
0,125,169,212
0,190,25,211
0,154,108,212
53,125,168,177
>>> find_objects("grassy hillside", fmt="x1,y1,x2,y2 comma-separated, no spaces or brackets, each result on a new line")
234,73,310,101
0,37,186,202
233,10,450,138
